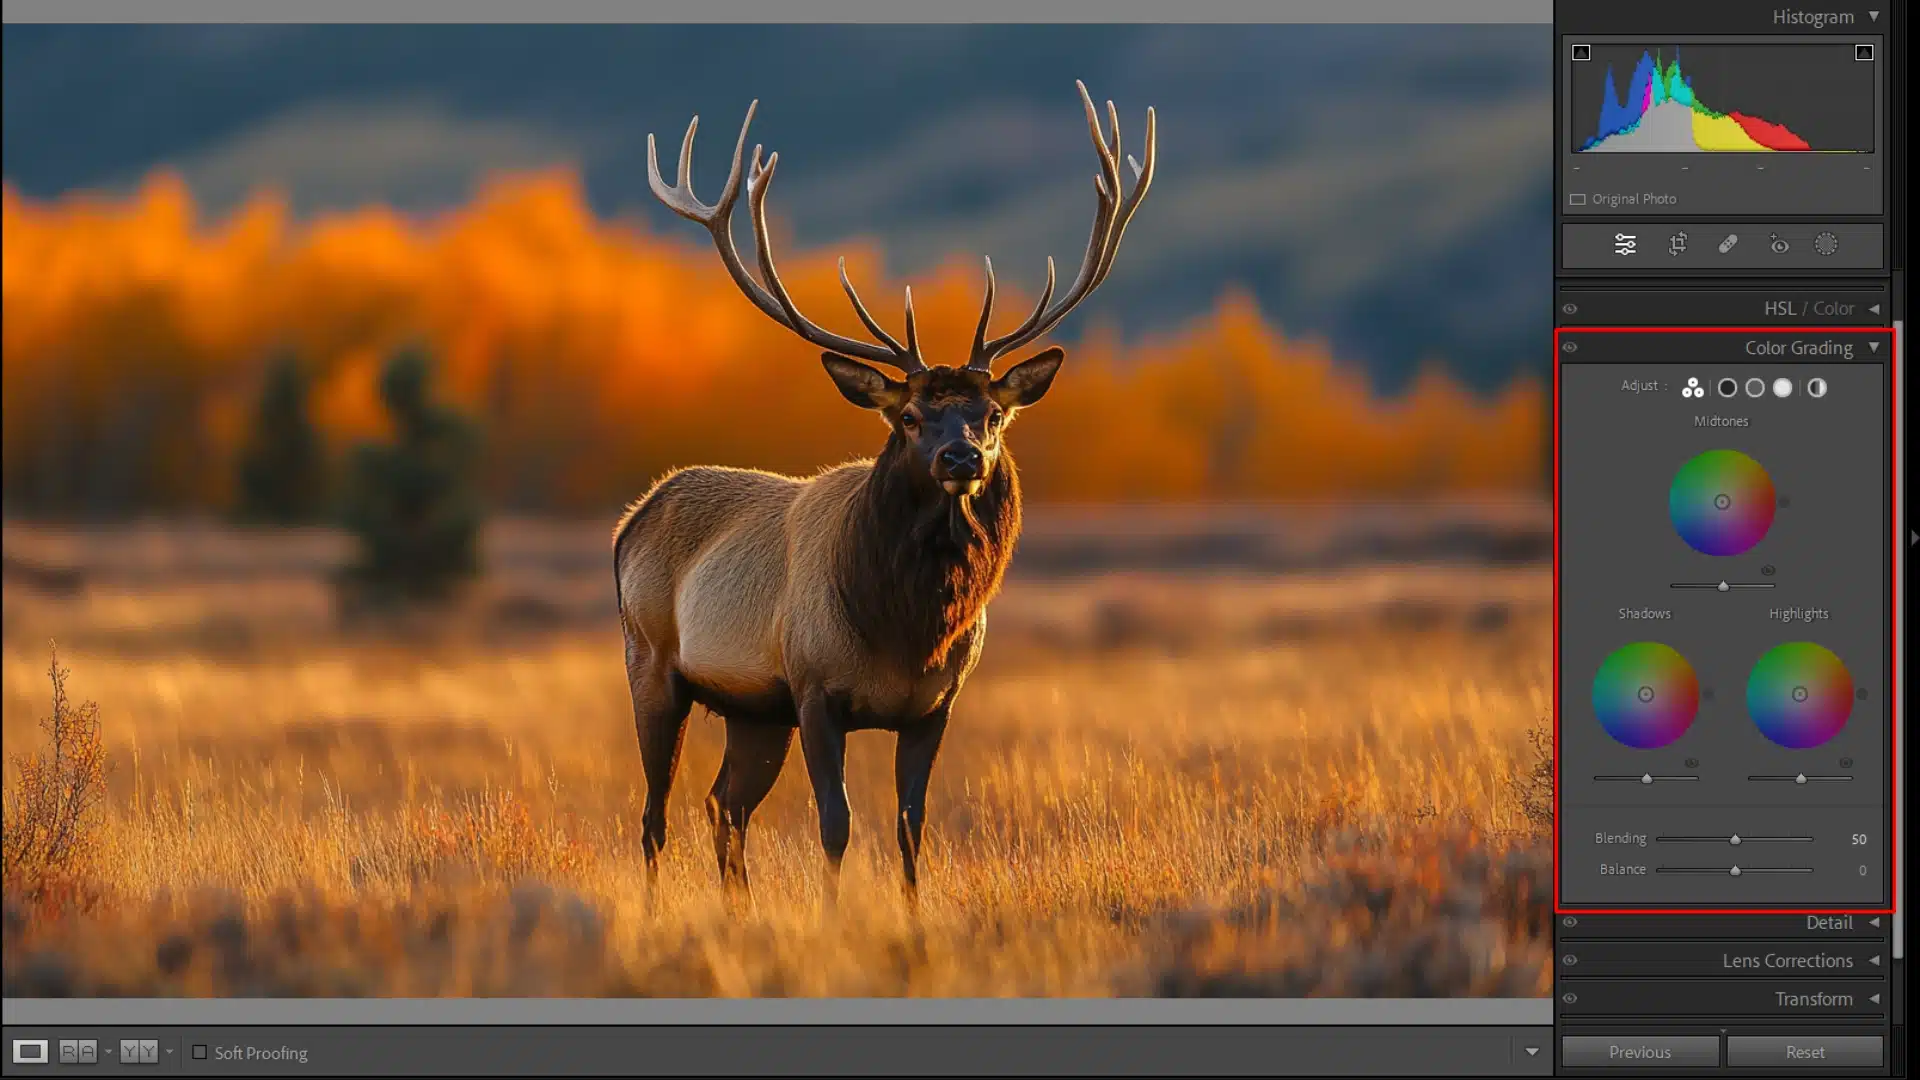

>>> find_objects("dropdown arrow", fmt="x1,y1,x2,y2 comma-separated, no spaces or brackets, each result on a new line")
1869,9,1880,19
1871,993,1882,1004
1870,916,1882,927
1870,304,1882,314
1869,341,1881,352
1870,955,1881,965
1525,1047,1541,1057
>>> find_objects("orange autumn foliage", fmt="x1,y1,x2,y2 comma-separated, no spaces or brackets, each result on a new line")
1,169,1543,514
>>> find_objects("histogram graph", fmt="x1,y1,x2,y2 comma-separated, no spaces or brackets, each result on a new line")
1572,43,1874,153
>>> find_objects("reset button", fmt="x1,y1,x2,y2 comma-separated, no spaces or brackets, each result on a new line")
1727,1036,1883,1068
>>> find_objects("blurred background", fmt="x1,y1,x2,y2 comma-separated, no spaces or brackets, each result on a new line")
3,23,1549,519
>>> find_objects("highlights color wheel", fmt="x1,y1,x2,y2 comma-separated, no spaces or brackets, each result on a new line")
1747,642,1853,750
1592,642,1700,750
1670,449,1776,556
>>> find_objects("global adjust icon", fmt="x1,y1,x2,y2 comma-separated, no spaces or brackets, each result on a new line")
1682,377,1705,399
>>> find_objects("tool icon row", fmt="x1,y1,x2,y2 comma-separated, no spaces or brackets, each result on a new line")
1613,232,1839,258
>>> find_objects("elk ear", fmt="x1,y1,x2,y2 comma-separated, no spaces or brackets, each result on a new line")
821,353,906,410
991,347,1065,409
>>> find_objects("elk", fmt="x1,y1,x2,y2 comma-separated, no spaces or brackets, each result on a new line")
615,82,1155,903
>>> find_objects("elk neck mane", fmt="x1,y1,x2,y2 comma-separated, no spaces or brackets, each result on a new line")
834,434,1022,673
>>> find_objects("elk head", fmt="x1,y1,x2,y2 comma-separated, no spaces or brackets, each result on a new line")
647,82,1156,498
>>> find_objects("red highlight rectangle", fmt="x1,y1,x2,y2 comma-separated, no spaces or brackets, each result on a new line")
1551,325,1899,916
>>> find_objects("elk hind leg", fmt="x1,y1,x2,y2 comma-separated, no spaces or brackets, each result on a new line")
627,629,691,881
711,717,795,899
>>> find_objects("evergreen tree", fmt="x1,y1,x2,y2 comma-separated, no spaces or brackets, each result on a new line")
336,343,484,610
234,350,328,523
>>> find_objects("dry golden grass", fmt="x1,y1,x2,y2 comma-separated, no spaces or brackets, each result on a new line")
1,521,1553,998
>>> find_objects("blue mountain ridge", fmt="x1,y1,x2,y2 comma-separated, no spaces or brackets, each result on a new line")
2,24,1551,393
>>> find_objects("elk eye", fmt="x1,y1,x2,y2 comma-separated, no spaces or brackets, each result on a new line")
900,411,920,429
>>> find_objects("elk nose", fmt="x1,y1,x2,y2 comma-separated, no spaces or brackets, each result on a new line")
937,443,984,479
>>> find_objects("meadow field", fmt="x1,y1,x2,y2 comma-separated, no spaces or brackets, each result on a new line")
1,506,1555,998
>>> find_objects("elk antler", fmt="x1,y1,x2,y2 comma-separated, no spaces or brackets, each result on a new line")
966,82,1157,372
647,102,927,373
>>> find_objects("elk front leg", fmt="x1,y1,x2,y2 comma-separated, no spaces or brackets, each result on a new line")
797,690,851,907
893,711,948,907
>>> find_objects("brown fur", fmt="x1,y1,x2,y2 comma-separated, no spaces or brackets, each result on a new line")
835,435,1020,674
613,383,1024,901
613,441,1018,721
